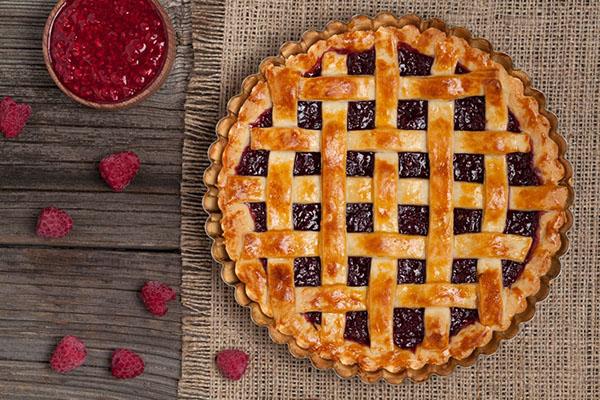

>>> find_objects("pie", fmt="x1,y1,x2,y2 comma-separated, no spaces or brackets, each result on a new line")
212,15,571,381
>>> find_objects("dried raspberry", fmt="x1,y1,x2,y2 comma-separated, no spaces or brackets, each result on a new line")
0,97,31,138
36,207,73,238
98,151,141,192
111,348,144,379
140,281,176,317
215,349,249,381
50,336,87,373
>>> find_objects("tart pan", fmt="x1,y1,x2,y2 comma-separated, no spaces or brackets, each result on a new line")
202,13,573,383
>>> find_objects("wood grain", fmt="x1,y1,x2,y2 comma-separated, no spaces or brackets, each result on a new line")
0,191,181,249
0,248,181,400
0,0,193,397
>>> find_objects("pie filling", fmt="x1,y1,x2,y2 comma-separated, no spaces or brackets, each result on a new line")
346,151,374,176
347,257,371,287
344,310,370,345
292,204,321,231
451,259,478,284
397,259,426,284
293,152,321,175
233,38,550,350
393,308,424,349
398,43,433,76
294,257,321,287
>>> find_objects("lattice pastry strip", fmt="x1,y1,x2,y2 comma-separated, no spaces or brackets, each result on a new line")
226,174,566,211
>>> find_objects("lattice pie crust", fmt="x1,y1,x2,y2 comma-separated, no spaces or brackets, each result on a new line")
208,15,571,382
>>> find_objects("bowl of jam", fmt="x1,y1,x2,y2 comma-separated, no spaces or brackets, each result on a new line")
43,0,176,109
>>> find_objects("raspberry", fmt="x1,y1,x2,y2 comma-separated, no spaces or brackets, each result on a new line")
50,336,87,373
140,281,176,317
36,207,73,238
111,348,144,379
0,97,31,138
98,151,141,192
215,349,249,380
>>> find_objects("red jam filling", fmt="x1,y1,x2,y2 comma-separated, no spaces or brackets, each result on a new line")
49,0,168,103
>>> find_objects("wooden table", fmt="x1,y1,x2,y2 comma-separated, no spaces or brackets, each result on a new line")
0,0,192,398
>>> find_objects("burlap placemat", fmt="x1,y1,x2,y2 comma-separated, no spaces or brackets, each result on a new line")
179,1,599,398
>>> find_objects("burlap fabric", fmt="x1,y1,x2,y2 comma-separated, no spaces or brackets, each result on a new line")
180,1,599,398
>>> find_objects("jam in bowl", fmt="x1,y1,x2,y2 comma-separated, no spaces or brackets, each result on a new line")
43,0,175,109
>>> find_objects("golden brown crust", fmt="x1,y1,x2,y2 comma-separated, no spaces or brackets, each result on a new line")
373,154,398,232
368,259,396,353
252,127,320,151
212,16,571,382
426,100,454,283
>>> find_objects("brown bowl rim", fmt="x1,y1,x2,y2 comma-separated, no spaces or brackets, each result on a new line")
203,13,574,384
42,0,176,110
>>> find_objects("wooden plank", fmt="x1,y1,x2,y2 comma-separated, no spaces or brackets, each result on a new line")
0,124,182,194
0,163,180,194
0,191,180,249
0,248,181,400
0,126,182,164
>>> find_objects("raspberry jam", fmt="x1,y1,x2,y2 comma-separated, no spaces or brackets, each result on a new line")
49,0,168,104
